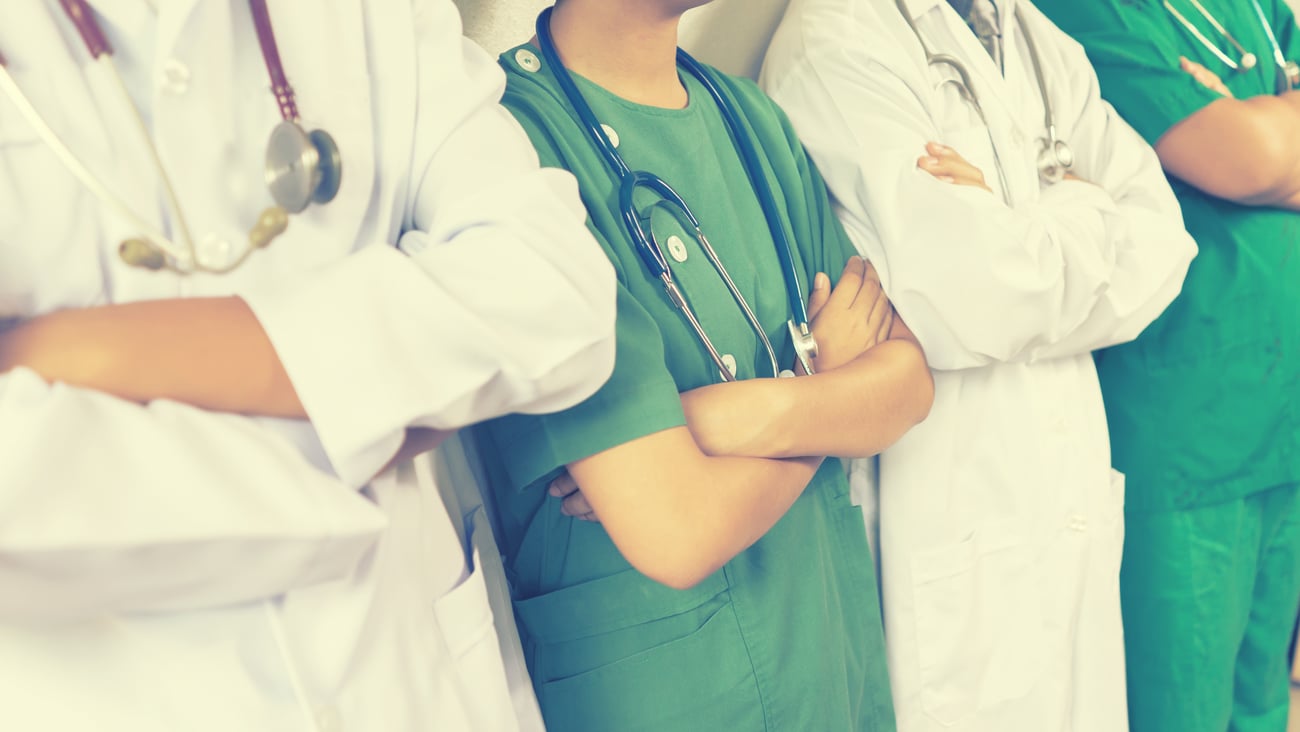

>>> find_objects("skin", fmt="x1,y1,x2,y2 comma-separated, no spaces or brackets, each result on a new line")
0,300,444,478
535,0,934,586
1156,55,1300,209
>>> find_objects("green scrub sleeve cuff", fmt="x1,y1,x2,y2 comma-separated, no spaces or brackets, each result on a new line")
483,284,689,493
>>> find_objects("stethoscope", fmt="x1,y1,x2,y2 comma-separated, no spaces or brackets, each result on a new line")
0,0,342,275
895,0,1073,200
534,7,817,380
1162,0,1300,94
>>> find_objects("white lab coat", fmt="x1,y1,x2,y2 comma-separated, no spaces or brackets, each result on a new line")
0,0,616,729
763,0,1196,730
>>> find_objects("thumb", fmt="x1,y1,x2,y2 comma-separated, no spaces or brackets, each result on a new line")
807,272,831,320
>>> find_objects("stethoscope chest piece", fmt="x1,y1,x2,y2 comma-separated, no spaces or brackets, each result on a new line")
1038,135,1074,183
264,121,342,214
1283,61,1300,90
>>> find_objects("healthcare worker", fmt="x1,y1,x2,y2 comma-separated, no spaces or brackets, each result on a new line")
472,0,936,729
761,1,1199,730
0,1,617,730
1029,1,1300,730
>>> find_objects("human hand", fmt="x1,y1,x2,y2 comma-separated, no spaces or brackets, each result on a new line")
918,142,992,192
1180,56,1234,98
549,470,599,522
803,257,895,373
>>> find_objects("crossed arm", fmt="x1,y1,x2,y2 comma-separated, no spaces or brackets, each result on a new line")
1160,57,1300,209
548,257,933,590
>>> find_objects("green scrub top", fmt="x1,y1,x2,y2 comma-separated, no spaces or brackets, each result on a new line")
1033,0,1300,512
473,45,895,732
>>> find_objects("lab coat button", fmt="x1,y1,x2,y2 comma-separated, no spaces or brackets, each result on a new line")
515,49,541,73
666,235,688,262
160,59,191,94
315,705,342,732
601,123,621,148
196,233,233,270
1068,515,1088,532
721,353,738,378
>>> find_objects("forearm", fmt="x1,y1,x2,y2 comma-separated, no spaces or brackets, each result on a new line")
569,431,822,590
0,298,304,417
681,339,932,460
1158,94,1300,205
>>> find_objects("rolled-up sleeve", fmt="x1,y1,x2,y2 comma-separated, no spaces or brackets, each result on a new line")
243,1,617,488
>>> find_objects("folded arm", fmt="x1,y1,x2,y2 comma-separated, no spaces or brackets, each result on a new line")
566,426,822,590
0,16,617,487
1156,89,1300,209
763,23,1195,370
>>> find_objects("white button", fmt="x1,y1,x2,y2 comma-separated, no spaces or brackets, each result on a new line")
666,235,688,263
315,705,342,732
515,49,541,73
160,58,191,94
601,123,621,148
1068,515,1088,533
721,353,738,377
196,232,233,270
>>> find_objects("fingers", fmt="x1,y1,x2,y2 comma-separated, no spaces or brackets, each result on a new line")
861,264,892,344
1179,56,1234,97
548,471,579,499
549,471,599,521
826,256,868,312
918,142,991,192
806,272,831,321
878,304,897,345
561,491,597,521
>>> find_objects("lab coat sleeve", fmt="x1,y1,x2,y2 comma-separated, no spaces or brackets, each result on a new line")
242,1,617,489
0,368,387,621
762,16,1195,371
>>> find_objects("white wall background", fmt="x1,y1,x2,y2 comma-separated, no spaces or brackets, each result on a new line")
451,0,793,80
455,0,1300,80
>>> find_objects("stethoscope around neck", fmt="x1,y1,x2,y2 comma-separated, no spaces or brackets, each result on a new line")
534,7,817,380
0,0,342,275
895,0,1074,198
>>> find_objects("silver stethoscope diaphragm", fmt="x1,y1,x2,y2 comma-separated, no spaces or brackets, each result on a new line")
0,0,343,275
265,121,343,214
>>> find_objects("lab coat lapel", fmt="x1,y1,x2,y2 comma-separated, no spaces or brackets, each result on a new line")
158,0,204,59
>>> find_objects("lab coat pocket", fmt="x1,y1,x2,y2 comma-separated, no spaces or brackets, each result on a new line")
517,570,762,732
431,512,516,731
910,520,1048,726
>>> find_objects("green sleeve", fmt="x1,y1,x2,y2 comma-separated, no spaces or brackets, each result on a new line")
481,84,689,494
483,281,688,493
798,144,857,282
768,90,857,283
1035,0,1223,143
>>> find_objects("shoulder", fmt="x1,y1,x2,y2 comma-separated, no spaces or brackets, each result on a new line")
694,61,810,164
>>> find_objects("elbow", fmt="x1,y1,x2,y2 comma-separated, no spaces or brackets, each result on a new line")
624,545,722,591
896,340,935,428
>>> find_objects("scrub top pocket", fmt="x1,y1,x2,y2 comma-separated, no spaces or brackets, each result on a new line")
515,568,764,732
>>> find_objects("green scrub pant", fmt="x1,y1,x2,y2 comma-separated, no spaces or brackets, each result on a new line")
1122,482,1300,732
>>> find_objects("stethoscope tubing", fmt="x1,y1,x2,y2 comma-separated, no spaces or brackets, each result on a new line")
534,7,808,380
894,0,1069,196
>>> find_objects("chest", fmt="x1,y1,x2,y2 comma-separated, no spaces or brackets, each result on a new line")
576,90,815,388
907,12,1063,206
0,1,398,316
1159,0,1289,97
